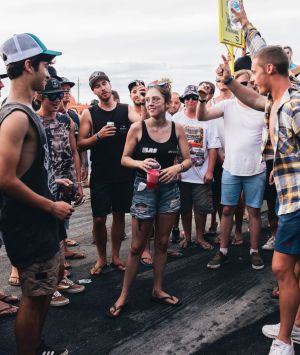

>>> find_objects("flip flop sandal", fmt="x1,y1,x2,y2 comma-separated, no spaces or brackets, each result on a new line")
90,264,107,276
105,303,128,319
0,302,18,317
65,252,86,260
195,241,214,250
140,257,153,267
66,239,79,247
271,286,279,299
167,250,183,258
151,295,181,307
8,276,20,287
0,292,19,304
110,263,126,272
231,237,244,246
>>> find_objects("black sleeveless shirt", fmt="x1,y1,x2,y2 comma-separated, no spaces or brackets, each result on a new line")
0,103,60,268
134,121,178,177
89,103,133,182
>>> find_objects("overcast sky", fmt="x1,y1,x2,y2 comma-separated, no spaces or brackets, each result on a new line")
0,0,298,104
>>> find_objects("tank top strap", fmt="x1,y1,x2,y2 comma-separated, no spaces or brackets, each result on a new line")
170,121,177,143
141,120,150,141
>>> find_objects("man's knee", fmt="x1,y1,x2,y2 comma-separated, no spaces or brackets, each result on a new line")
247,206,261,218
222,205,236,217
130,244,144,256
93,216,107,227
155,240,169,253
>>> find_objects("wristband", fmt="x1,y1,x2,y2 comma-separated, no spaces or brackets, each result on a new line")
198,99,207,103
224,76,234,85
95,133,101,141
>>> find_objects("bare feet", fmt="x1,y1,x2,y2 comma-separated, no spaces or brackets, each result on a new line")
152,290,181,306
140,252,153,266
111,257,125,271
9,267,20,286
231,232,244,246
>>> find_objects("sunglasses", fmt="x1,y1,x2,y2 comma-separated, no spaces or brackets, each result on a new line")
240,81,249,86
184,95,199,101
147,82,169,88
43,92,64,101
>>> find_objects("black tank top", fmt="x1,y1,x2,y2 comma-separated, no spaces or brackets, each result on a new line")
0,103,59,268
89,103,133,182
134,121,178,177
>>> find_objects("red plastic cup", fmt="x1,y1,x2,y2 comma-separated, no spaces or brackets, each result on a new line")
147,169,160,189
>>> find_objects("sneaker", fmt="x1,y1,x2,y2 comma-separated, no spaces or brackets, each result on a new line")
36,340,68,355
250,252,264,270
262,235,275,250
262,323,300,344
50,291,70,307
171,227,180,243
269,339,294,355
57,277,85,294
207,251,229,269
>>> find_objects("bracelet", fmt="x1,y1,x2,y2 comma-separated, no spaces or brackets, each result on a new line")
198,99,207,103
180,163,184,172
95,133,101,141
224,76,234,85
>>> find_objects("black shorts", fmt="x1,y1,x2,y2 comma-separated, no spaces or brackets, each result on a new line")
263,159,277,202
90,180,133,217
212,162,223,208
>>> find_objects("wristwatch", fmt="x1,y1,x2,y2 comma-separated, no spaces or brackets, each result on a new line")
198,99,207,103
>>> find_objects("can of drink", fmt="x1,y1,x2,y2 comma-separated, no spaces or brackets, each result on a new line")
106,121,115,127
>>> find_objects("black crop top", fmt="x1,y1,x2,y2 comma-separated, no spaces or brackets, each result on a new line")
134,121,178,176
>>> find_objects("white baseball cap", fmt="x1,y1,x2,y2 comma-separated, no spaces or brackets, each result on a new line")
0,33,62,65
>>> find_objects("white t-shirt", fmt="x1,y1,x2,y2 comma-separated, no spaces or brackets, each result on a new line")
165,111,173,121
214,98,265,176
172,111,221,184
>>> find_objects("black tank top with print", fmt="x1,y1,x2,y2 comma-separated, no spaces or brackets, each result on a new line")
134,121,178,177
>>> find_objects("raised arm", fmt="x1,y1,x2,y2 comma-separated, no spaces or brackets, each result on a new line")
197,83,224,121
216,55,266,112
231,2,267,56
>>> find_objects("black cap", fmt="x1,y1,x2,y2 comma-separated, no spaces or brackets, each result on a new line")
89,71,110,89
40,78,63,94
48,66,62,81
0,74,8,79
60,77,75,88
128,80,145,93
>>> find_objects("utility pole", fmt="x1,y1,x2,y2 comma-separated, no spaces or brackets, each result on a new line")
77,77,80,104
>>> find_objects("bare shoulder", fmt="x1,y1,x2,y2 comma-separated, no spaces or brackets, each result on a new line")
1,110,30,132
174,121,184,136
80,108,92,122
130,120,143,132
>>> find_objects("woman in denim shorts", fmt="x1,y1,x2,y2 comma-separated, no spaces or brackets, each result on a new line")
106,83,191,317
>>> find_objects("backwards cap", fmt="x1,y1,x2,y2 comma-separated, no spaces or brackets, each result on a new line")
0,33,62,65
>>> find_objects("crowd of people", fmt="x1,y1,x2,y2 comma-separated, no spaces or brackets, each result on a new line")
0,3,299,355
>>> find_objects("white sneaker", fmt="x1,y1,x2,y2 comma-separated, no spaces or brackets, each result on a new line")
262,323,300,344
262,235,275,250
50,291,70,307
269,339,294,355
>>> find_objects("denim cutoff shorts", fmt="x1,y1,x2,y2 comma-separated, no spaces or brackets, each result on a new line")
221,169,266,208
130,176,180,219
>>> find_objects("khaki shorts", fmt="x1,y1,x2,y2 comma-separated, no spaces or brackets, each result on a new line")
18,243,64,297
179,181,213,215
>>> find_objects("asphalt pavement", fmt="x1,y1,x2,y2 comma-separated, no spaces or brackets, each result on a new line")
1,193,299,355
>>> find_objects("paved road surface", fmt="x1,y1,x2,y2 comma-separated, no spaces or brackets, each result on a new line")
1,193,299,354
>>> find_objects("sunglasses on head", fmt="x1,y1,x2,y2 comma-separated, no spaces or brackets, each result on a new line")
184,95,199,101
43,92,64,101
147,82,169,89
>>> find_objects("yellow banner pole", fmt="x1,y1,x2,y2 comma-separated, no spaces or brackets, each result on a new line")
226,44,235,75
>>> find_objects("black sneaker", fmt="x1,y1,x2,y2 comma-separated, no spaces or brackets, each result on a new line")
36,340,68,355
171,227,180,243
250,252,264,270
207,251,229,269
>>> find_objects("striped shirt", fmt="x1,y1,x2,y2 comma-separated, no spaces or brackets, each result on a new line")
245,25,300,215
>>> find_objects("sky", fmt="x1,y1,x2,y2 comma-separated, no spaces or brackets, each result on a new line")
0,0,298,104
